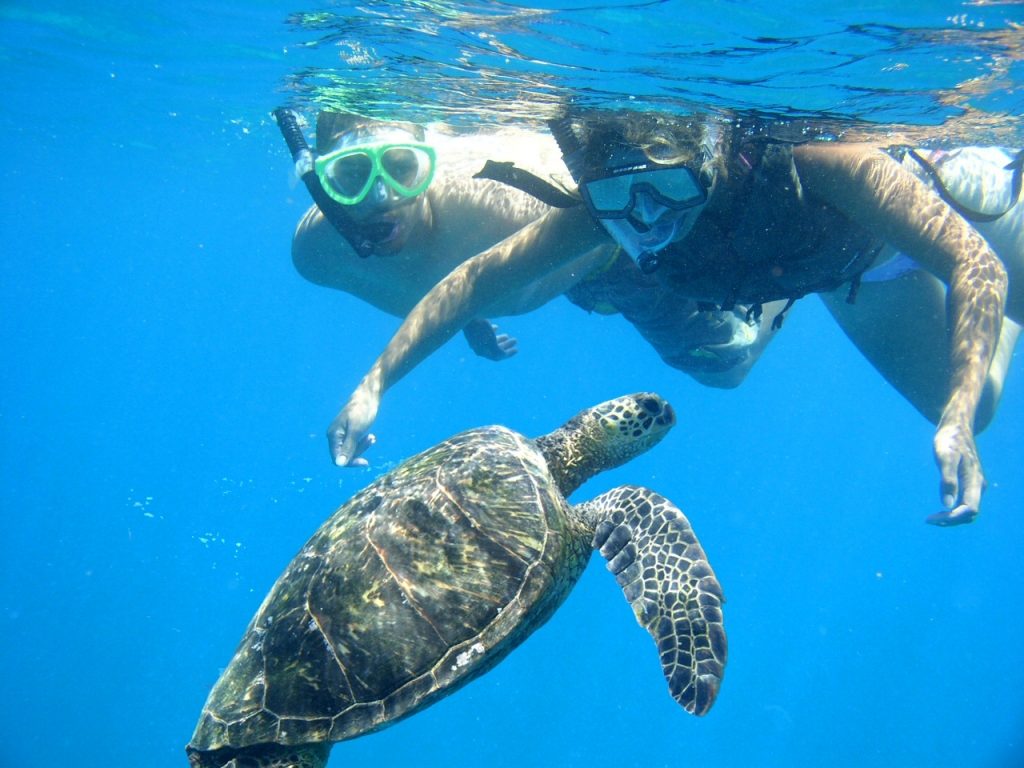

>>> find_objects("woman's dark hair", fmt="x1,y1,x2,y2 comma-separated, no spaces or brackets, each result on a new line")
562,110,727,182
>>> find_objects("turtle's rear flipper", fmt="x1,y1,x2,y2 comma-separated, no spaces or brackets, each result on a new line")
582,485,727,716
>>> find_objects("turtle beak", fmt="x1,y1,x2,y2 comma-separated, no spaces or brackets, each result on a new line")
660,402,675,427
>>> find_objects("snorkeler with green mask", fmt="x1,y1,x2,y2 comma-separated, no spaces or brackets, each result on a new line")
282,111,568,383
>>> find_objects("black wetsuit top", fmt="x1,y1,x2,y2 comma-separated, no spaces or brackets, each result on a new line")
568,142,883,329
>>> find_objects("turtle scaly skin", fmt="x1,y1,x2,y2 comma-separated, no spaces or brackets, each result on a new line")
584,485,727,713
188,393,725,768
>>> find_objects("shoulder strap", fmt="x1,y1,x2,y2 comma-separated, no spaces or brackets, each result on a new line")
473,160,581,209
908,148,1024,224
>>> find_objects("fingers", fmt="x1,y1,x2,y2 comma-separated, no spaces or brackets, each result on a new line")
931,424,983,526
926,505,978,527
464,319,515,360
329,425,354,467
959,455,985,516
493,324,518,358
936,440,960,511
328,386,382,466
480,323,518,361
331,431,377,468
495,333,519,358
328,409,375,467
934,424,964,509
353,433,376,464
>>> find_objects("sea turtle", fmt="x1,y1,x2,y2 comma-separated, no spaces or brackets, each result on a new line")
187,392,726,768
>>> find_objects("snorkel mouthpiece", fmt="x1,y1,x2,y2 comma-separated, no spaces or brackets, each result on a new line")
362,220,399,243
638,251,660,274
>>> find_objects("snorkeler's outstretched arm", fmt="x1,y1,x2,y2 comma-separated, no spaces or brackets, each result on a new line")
328,206,608,466
794,143,1008,525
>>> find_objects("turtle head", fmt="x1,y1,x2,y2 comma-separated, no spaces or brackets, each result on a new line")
535,392,675,496
186,742,329,768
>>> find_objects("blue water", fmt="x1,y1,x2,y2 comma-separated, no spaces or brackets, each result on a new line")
2,2,1023,766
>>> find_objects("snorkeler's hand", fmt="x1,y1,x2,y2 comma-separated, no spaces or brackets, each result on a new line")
463,319,518,361
927,421,984,526
328,385,380,467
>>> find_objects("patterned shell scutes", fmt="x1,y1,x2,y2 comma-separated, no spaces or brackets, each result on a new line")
190,425,587,751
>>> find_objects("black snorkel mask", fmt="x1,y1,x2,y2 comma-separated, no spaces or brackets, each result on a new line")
273,108,377,258
549,116,710,275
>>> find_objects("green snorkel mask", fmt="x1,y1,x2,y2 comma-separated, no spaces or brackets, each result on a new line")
314,140,436,206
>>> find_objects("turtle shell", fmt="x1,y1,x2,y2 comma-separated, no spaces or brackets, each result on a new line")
189,425,589,752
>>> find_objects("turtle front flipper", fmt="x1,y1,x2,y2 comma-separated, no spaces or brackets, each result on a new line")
579,485,726,716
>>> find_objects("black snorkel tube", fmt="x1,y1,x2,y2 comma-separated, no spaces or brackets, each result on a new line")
547,116,587,185
273,107,376,258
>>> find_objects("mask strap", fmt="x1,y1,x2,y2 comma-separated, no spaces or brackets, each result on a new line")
908,148,1023,224
473,160,580,209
